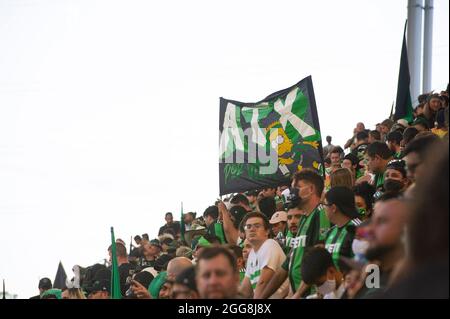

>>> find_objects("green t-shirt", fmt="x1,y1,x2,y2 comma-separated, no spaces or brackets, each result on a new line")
282,205,330,291
324,219,360,271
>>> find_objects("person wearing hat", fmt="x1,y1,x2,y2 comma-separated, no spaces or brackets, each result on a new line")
124,270,155,299
30,277,53,299
139,239,162,269
41,288,62,299
191,234,220,263
171,266,199,299
322,186,362,271
351,130,369,162
88,279,111,299
269,211,288,239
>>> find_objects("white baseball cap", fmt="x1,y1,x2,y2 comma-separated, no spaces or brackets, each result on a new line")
269,211,288,224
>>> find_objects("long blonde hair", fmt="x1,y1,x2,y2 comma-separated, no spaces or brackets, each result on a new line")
64,288,86,299
330,167,354,189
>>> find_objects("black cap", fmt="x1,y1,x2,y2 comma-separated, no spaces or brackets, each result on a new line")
174,266,197,292
133,271,155,289
149,239,162,250
325,187,360,219
38,278,52,290
90,279,110,293
229,205,247,228
245,190,259,197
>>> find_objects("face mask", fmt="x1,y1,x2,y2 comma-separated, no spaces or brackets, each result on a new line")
357,207,367,217
317,279,336,296
352,239,369,255
383,179,404,193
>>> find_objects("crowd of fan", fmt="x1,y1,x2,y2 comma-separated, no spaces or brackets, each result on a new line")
33,88,449,299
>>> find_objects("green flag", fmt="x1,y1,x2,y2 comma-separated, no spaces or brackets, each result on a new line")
394,20,414,124
219,76,324,195
110,227,122,299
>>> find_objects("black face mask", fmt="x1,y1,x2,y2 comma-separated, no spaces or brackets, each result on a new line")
383,179,404,193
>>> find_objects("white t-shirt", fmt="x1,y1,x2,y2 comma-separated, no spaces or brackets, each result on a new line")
245,239,286,292
323,283,346,299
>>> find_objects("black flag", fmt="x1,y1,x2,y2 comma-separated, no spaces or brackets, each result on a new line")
53,261,67,290
394,20,413,123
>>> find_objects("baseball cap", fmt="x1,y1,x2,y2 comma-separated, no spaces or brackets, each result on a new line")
229,205,247,228
325,186,360,219
38,277,52,290
90,279,111,293
41,288,62,299
397,119,409,127
174,266,197,292
149,239,162,250
245,190,259,197
269,211,288,224
133,270,155,290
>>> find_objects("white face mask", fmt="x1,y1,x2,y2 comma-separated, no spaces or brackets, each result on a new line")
352,239,369,255
317,279,336,296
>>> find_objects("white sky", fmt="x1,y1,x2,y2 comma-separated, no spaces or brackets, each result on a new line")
0,0,448,298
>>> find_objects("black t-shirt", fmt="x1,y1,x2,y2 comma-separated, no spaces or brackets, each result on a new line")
118,263,137,296
158,222,181,236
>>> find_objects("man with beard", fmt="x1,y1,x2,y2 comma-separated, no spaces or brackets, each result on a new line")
260,169,330,298
354,194,408,298
282,206,304,253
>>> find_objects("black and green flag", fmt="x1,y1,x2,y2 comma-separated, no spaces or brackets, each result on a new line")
219,76,323,195
394,21,414,124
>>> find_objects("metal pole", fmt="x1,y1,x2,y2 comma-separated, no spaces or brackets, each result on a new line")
407,0,424,105
423,0,433,93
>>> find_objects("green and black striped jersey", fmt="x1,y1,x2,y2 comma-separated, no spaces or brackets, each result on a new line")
324,218,361,271
282,205,330,292
374,172,385,190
